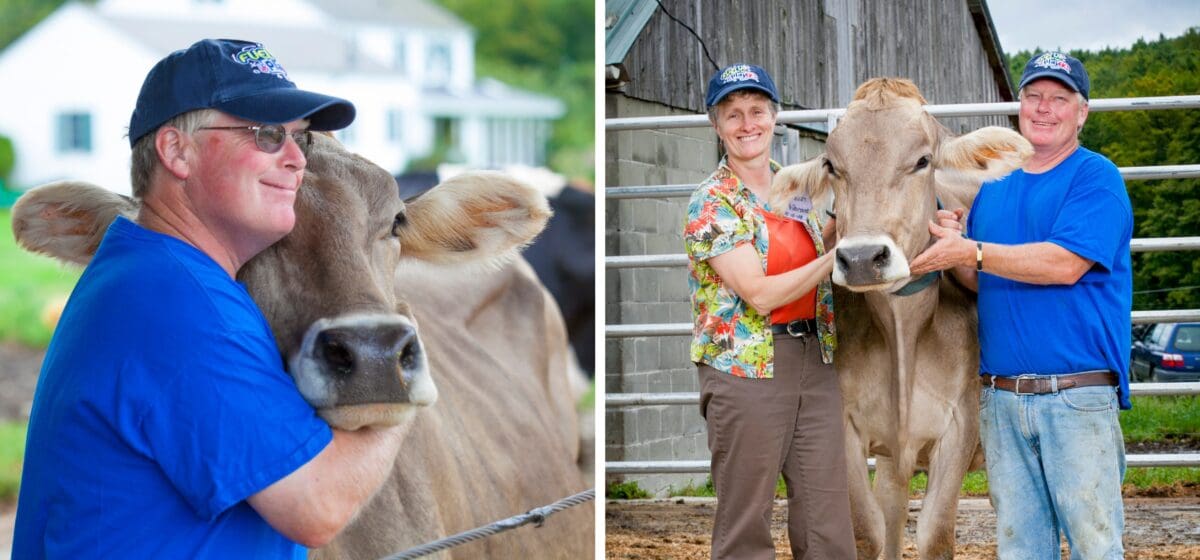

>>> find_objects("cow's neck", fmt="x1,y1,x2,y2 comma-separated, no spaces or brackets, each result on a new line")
863,284,938,470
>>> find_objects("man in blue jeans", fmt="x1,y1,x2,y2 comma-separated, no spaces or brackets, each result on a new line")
911,51,1131,559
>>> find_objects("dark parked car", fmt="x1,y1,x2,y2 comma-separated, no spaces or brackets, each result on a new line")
1131,322,1200,382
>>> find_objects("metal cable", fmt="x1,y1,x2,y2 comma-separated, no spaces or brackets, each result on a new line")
377,488,595,560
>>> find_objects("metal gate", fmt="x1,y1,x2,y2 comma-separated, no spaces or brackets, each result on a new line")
605,94,1200,478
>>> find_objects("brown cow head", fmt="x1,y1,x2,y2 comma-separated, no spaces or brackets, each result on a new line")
772,78,1031,292
12,133,550,430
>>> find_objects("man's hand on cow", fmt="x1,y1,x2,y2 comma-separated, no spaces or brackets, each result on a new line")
935,208,965,232
909,217,973,275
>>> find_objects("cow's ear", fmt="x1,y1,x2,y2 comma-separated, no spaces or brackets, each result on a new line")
397,171,551,265
769,157,831,216
934,126,1033,185
11,181,137,266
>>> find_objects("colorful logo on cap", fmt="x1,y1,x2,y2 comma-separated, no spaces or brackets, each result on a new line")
232,44,288,80
720,64,760,85
1031,52,1072,74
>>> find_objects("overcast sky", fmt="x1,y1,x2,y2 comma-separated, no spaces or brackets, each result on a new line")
987,0,1199,54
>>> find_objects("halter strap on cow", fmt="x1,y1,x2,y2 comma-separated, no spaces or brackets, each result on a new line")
892,196,944,297
892,270,940,296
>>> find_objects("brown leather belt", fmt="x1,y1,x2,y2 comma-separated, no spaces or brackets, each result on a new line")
770,318,818,338
980,371,1118,395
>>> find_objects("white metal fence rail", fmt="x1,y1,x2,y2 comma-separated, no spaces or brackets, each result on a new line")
606,95,1200,475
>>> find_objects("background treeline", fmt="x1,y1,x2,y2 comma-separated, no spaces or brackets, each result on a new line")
436,0,594,182
1007,28,1200,311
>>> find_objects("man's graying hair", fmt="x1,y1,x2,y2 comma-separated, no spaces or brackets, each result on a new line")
707,90,780,124
129,109,218,198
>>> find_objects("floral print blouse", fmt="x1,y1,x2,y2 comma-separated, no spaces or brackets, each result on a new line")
683,159,836,378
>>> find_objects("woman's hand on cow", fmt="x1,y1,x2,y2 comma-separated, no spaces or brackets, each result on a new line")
821,215,837,250
909,219,973,275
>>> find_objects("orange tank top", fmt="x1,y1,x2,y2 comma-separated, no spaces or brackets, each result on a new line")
757,208,817,324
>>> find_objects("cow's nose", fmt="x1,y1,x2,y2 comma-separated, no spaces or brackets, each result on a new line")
314,321,422,389
837,244,891,284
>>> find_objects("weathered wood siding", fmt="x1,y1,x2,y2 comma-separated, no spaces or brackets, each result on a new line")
619,0,1010,128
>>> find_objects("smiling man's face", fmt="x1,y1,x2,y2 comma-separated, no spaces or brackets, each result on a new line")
1018,78,1089,153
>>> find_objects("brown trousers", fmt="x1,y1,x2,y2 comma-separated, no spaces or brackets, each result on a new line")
698,336,855,560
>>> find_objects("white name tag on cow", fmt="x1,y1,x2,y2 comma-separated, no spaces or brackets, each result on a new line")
783,196,811,222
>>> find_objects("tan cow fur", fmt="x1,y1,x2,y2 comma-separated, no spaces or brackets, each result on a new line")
772,78,1031,559
12,133,592,559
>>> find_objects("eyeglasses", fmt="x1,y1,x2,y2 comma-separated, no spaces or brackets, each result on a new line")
197,124,312,154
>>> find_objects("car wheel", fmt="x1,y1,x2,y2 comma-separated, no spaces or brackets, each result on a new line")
1149,366,1160,382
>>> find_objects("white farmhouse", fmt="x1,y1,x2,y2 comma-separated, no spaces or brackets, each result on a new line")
0,0,564,194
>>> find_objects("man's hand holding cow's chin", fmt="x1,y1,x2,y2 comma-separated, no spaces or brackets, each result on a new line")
909,220,974,275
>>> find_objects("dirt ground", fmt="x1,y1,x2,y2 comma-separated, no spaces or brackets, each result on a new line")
0,343,44,422
606,496,1200,559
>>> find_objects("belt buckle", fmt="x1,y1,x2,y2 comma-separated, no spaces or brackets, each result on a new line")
1014,374,1039,395
786,320,809,338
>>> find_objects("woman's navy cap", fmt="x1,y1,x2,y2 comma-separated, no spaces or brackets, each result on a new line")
1018,51,1091,100
128,38,356,147
705,63,780,108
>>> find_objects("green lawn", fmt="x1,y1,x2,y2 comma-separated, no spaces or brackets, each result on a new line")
0,208,82,348
0,421,26,503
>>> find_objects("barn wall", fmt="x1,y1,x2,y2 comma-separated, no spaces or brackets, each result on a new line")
619,0,1009,130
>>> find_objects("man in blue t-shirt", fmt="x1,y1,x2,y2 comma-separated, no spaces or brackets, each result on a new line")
14,39,408,559
911,52,1131,559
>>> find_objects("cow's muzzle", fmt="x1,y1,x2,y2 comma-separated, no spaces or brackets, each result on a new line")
290,313,437,429
832,235,911,291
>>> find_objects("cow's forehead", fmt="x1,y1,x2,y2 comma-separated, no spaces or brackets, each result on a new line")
303,135,403,216
830,104,934,158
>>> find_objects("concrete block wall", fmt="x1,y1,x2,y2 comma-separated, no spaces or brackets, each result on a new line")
605,94,714,496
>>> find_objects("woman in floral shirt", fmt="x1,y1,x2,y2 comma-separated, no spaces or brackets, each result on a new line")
684,63,854,559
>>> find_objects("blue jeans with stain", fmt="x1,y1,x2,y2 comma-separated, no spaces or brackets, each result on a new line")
979,384,1126,560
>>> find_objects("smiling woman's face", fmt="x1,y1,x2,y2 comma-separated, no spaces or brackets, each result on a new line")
713,91,777,165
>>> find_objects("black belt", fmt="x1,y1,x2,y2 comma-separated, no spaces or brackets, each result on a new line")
980,371,1118,395
770,318,818,338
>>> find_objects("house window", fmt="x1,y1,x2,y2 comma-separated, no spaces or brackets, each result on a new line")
56,112,92,153
432,116,462,162
426,42,451,86
393,40,406,73
387,110,404,142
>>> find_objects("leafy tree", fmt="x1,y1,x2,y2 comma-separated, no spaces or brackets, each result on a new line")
0,0,94,51
1007,28,1200,310
436,0,594,180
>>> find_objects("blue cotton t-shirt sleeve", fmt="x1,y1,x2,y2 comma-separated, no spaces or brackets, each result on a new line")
1045,157,1130,272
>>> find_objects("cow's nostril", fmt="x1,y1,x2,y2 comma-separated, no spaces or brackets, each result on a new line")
317,331,355,376
836,249,851,272
871,246,890,268
397,333,420,372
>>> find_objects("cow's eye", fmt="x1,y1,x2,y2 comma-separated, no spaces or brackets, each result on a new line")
914,155,931,172
823,158,841,179
391,213,406,237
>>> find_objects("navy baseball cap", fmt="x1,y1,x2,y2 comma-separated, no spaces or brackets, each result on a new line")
1018,51,1091,100
128,38,356,147
705,63,780,108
